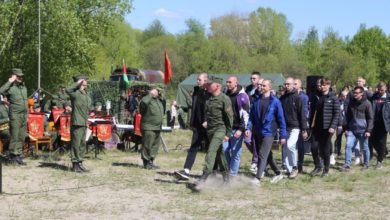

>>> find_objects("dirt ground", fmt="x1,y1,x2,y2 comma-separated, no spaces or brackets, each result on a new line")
1,130,390,219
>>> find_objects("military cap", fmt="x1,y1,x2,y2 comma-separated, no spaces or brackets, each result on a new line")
11,68,24,76
95,101,102,107
33,102,40,109
207,76,223,85
72,75,89,82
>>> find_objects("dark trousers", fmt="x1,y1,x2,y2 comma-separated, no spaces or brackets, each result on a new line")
311,129,333,172
141,130,161,161
267,150,281,176
244,132,258,164
254,134,275,179
203,130,228,174
370,125,388,163
70,125,87,163
297,132,311,168
183,127,208,170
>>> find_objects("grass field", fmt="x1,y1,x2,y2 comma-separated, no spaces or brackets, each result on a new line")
1,129,390,219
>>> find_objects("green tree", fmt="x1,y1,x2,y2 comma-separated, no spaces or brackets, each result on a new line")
141,19,167,43
347,25,390,83
0,0,132,93
297,26,322,74
248,7,292,55
209,13,249,47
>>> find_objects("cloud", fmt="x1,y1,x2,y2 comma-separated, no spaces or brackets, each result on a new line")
154,8,181,18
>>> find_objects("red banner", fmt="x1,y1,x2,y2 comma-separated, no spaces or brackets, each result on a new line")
164,49,172,85
60,115,71,141
97,123,112,142
52,108,64,122
27,113,45,140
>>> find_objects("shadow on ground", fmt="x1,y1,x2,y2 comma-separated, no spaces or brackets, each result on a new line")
112,162,144,169
38,162,71,171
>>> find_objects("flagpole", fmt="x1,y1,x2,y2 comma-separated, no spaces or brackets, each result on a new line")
38,0,41,89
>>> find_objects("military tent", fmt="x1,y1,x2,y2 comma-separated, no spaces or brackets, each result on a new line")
175,73,285,110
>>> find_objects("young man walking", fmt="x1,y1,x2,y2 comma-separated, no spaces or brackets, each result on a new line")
280,77,308,178
309,78,339,177
246,80,287,185
223,76,250,177
341,86,373,171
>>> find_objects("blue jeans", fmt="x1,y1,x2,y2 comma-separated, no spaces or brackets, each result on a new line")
223,130,244,176
345,131,370,167
282,129,300,173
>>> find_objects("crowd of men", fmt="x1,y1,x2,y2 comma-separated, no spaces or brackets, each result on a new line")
173,72,390,187
1,68,390,187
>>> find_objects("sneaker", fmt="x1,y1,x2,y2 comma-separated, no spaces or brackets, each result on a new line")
174,170,190,180
340,164,351,172
250,163,257,175
309,167,322,177
330,154,336,165
270,174,283,184
321,171,329,177
361,165,369,171
251,178,261,187
289,169,299,179
354,157,361,166
376,161,383,169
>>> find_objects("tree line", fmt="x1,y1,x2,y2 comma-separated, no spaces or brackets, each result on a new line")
1,2,389,94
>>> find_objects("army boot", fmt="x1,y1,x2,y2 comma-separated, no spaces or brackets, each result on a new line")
72,162,83,173
15,156,27,166
222,172,230,186
150,159,160,169
78,162,89,172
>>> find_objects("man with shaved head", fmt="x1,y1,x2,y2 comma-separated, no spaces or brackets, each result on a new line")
175,73,211,180
280,77,308,178
223,75,250,177
246,80,287,185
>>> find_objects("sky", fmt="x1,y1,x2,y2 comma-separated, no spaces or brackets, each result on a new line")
125,0,390,40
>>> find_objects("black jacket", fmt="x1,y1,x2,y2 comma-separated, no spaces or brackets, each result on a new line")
372,92,390,132
309,91,340,130
190,86,210,128
280,90,308,131
346,96,373,133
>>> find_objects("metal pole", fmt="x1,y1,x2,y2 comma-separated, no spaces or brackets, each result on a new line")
38,0,41,89
0,161,2,193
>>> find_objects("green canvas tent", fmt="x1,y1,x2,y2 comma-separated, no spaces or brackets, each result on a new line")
175,73,285,110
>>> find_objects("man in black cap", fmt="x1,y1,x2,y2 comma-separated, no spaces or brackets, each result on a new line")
66,75,92,172
0,68,28,165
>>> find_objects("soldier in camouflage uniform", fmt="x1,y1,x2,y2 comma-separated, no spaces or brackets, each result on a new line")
66,75,92,172
0,68,28,165
139,87,164,169
196,77,233,186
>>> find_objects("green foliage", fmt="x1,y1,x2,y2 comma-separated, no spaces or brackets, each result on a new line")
0,0,132,94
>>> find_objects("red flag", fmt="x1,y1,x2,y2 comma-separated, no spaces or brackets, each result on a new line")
164,49,172,85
